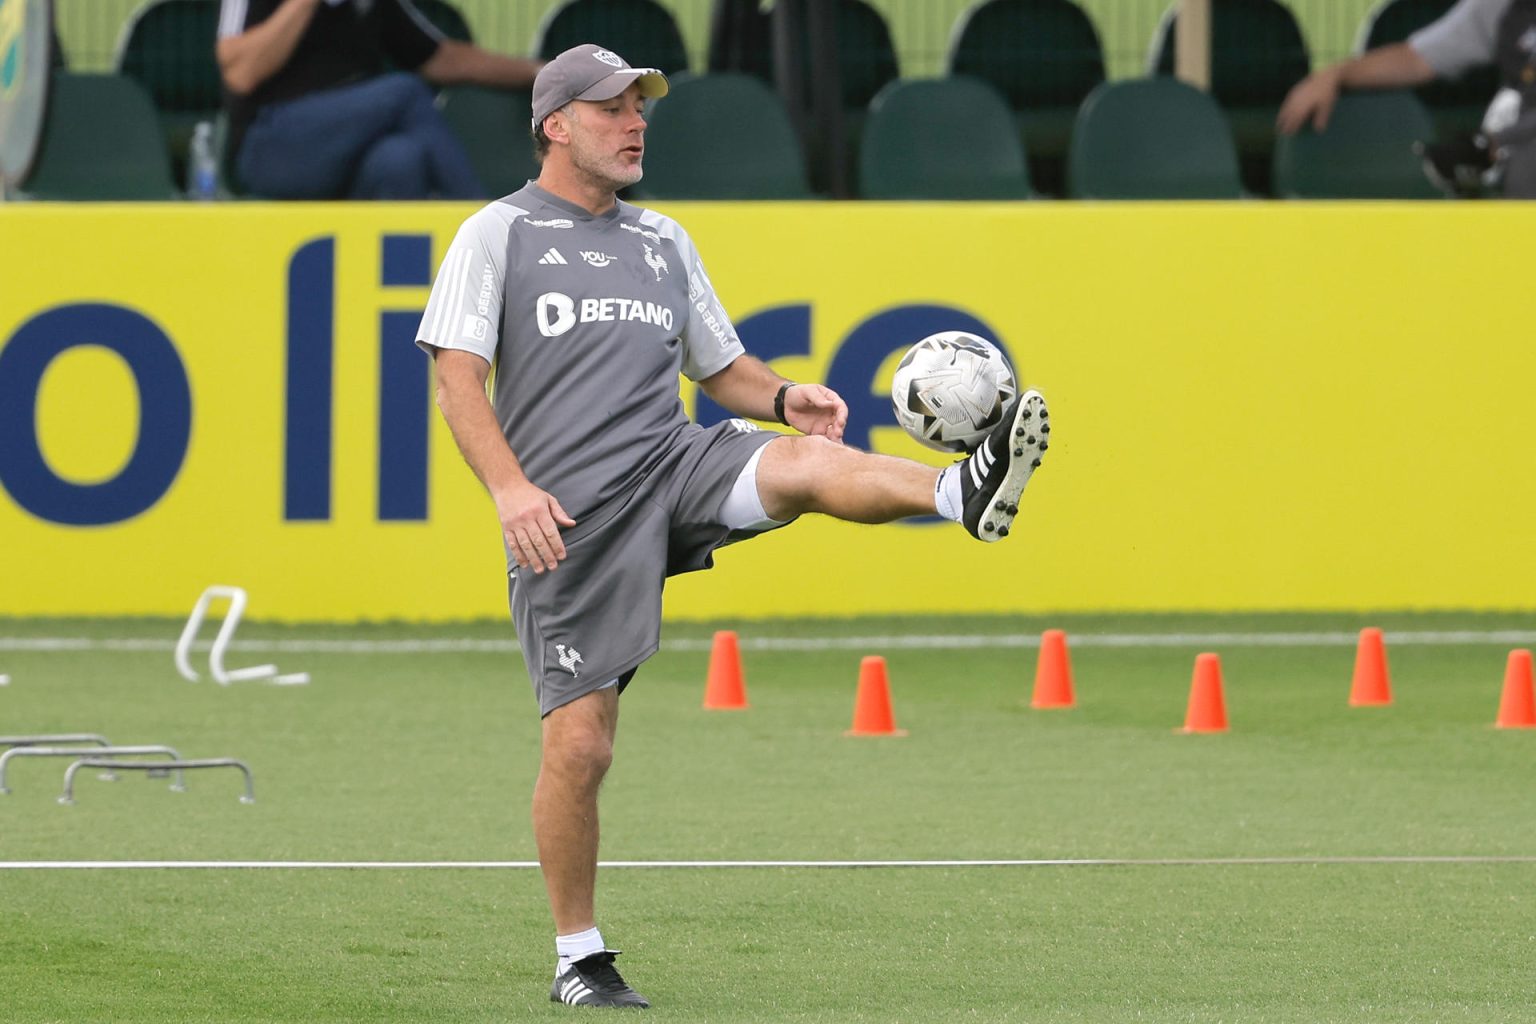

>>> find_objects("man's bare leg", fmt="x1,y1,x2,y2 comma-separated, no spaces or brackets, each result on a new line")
533,687,618,934
754,389,1049,539
754,434,939,522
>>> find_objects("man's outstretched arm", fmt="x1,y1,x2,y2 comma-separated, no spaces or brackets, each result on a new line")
697,355,849,442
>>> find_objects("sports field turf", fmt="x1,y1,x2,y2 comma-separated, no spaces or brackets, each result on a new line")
3,612,1535,1022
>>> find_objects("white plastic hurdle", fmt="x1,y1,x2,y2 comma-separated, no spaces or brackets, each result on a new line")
174,585,309,686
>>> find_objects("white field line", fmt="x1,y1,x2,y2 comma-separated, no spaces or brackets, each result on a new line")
3,630,1536,655
2,856,1536,871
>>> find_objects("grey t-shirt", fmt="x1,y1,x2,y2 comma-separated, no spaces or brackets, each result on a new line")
1410,0,1510,78
416,182,745,521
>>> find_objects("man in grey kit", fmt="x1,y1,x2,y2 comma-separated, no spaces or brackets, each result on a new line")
1277,0,1536,197
416,44,1050,1008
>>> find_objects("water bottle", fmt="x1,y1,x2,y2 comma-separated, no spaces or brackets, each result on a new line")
187,121,218,201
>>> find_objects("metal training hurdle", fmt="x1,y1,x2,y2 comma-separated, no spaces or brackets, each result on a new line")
1,734,113,750
0,745,187,795
174,585,309,686
60,758,255,805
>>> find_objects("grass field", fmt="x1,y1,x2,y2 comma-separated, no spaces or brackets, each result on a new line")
4,611,1536,1022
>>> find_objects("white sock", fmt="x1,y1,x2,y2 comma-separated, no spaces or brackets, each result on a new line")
556,926,605,977
934,464,963,523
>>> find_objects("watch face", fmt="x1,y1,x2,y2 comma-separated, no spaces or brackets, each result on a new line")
0,0,51,189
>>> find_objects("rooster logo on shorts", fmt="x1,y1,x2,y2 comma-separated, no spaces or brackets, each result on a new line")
556,644,584,676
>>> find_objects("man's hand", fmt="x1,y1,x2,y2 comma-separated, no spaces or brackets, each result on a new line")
1276,67,1342,135
783,384,848,443
495,480,577,574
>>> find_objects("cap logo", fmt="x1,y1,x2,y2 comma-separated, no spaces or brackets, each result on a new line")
593,49,624,67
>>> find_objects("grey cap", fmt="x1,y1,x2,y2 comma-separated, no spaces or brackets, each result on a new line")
531,44,669,130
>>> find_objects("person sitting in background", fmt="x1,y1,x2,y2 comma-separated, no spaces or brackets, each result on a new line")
216,0,541,199
1276,0,1536,198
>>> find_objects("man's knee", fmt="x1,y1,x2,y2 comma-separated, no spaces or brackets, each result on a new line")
373,71,436,109
542,724,613,788
353,134,431,198
757,434,854,516
541,692,618,784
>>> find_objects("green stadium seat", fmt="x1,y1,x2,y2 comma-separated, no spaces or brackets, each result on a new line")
410,0,473,43
1358,0,1500,141
859,77,1032,199
823,0,900,113
1149,0,1311,195
439,86,537,197
946,0,1105,197
1068,77,1243,199
19,72,180,200
113,0,221,180
701,0,897,194
534,0,689,74
1272,90,1443,198
632,72,812,199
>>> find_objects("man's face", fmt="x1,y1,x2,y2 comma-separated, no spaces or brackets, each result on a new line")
563,83,648,191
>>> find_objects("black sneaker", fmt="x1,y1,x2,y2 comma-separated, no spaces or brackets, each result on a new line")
960,389,1049,542
550,951,650,1009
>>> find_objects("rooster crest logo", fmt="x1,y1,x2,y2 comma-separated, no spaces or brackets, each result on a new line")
555,644,584,676
642,243,669,281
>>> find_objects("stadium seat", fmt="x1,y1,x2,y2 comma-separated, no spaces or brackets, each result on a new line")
113,0,221,180
946,0,1105,196
439,86,537,197
1068,77,1243,199
823,0,900,113
19,72,180,200
701,0,896,194
534,0,689,74
1272,89,1442,198
1148,0,1311,195
1358,0,1500,140
631,72,812,199
858,77,1032,199
705,0,774,83
410,0,473,42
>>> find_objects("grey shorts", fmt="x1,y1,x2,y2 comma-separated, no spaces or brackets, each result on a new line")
509,420,781,716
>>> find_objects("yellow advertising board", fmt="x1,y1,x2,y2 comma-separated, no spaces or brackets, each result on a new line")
2,201,1533,620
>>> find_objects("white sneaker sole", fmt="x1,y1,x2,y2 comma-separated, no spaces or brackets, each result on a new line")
975,389,1049,543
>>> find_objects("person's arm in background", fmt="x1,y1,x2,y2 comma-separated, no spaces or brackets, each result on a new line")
216,0,324,95
1276,43,1436,134
419,40,542,89
1278,0,1503,135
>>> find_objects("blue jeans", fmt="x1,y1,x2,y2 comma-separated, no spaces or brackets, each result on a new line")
238,72,485,200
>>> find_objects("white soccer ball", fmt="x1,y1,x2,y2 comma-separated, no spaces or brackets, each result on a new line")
890,331,1017,453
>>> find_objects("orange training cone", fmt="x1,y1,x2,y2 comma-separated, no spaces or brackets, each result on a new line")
846,656,906,737
1495,649,1536,729
1181,653,1229,733
1349,627,1393,706
1031,629,1076,708
702,630,749,710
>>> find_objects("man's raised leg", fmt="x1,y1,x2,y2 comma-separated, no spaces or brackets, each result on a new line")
755,390,1049,538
